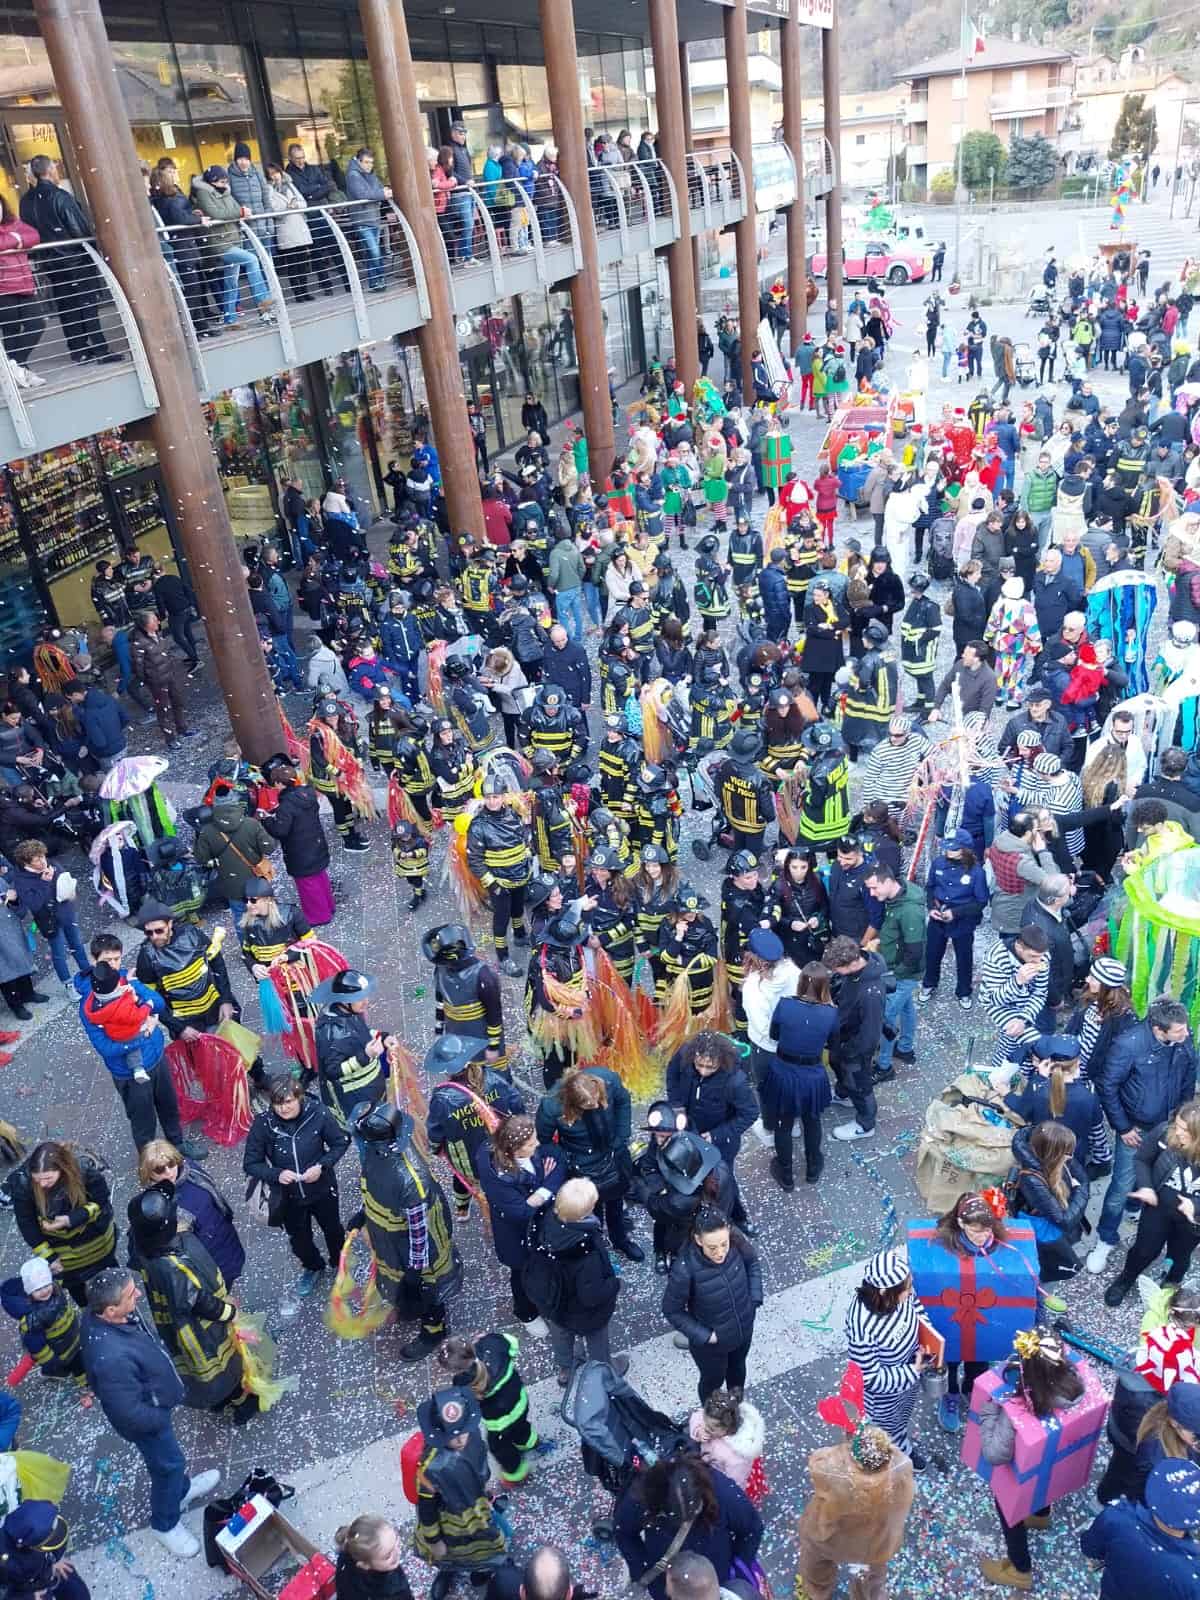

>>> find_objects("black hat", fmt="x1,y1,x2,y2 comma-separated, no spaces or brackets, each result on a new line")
316,696,340,719
640,843,669,866
628,580,647,596
531,748,560,774
637,762,667,792
658,1131,722,1195
421,924,475,963
697,534,721,555
543,912,585,948
443,656,472,681
731,729,760,761
654,553,673,573
588,844,622,873
525,870,560,911
353,1101,413,1146
89,962,120,996
126,1183,177,1246
135,898,175,930
643,1099,689,1135
423,1034,488,1079
668,883,707,915
243,878,278,902
310,968,375,1006
909,570,931,591
864,620,889,645
373,684,394,701
509,573,529,593
728,849,759,876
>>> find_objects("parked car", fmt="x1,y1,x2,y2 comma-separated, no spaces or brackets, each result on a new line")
809,237,931,285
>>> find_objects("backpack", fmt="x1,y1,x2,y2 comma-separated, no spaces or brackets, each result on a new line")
829,357,847,384
521,1218,568,1320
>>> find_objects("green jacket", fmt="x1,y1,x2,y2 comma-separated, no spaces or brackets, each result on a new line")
191,178,243,253
547,539,584,594
874,881,926,980
1021,468,1058,515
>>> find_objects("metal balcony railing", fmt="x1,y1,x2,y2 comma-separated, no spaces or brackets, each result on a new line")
805,135,838,198
684,154,712,227
989,83,1073,115
696,146,745,209
0,236,156,452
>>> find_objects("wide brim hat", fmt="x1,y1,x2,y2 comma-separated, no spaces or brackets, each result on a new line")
423,1034,488,1079
310,968,376,1006
658,1131,723,1195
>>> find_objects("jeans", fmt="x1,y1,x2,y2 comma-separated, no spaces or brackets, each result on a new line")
554,587,585,643
582,581,602,625
449,188,476,262
941,350,952,378
271,633,304,688
219,247,269,321
356,225,384,289
47,903,89,982
689,1335,753,1402
1097,1132,1141,1245
1031,511,1054,555
547,1319,611,1374
877,978,918,1069
135,1421,189,1532
923,919,978,999
839,1054,877,1132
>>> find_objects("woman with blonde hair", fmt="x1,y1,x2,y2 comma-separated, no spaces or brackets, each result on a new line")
137,1138,244,1285
1077,737,1131,875
1010,1119,1089,1282
334,1512,413,1599
1104,1098,1200,1308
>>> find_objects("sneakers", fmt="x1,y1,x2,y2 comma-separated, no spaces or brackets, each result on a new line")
1086,1240,1114,1275
833,1121,875,1142
958,995,974,1011
499,958,524,978
152,1523,200,1559
938,1393,962,1432
400,1327,444,1362
1104,1277,1131,1308
830,1089,853,1107
182,1469,221,1508
769,1157,795,1192
672,1331,690,1349
295,1267,322,1297
343,833,371,853
916,988,934,1006
908,1445,927,1473
892,1047,916,1064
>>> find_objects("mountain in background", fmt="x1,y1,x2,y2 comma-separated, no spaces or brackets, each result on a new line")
839,0,1200,91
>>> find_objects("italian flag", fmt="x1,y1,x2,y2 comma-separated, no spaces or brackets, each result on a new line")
961,13,985,59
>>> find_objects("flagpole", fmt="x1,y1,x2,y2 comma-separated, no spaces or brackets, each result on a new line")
953,0,968,282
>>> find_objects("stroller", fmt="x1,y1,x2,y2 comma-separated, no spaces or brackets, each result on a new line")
687,749,731,862
927,513,957,582
1013,343,1037,386
1027,286,1056,319
560,1360,694,1540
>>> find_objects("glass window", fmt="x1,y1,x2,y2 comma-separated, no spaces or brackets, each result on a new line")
599,46,628,135
453,62,489,107
413,61,456,104
624,45,649,137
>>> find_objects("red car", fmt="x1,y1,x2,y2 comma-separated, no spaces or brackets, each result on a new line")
810,237,931,285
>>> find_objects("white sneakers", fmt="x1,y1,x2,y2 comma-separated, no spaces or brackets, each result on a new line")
182,1469,221,1508
152,1523,200,1558
7,359,45,389
1086,1241,1113,1275
833,1121,875,1142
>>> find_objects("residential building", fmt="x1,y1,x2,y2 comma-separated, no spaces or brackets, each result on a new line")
799,88,905,193
898,37,1075,194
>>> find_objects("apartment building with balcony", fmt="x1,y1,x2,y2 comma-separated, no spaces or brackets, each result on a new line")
898,37,1075,195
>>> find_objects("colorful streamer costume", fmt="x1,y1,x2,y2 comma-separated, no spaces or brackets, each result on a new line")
1087,572,1158,699
985,590,1042,705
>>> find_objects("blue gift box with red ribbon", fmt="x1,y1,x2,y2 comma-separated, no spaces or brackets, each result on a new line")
907,1221,1039,1364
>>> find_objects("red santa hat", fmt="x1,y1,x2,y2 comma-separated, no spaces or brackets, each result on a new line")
802,333,813,343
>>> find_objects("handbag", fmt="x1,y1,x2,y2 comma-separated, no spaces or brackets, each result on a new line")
223,833,276,882
681,499,698,528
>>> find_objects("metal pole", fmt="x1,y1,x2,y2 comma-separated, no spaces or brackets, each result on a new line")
989,165,994,207
724,0,759,403
820,4,845,323
953,0,967,280
649,0,699,393
359,0,485,546
35,0,283,763
780,0,807,351
539,0,616,468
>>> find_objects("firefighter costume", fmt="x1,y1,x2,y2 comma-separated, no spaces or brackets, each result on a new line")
392,818,431,909
238,883,314,972
650,554,690,630
134,902,238,1037
8,1155,116,1304
394,734,436,825
312,968,389,1125
520,684,586,770
689,665,738,751
430,721,478,820
714,730,777,854
842,621,898,758
438,1331,541,1486
721,851,766,1029
525,911,590,1088
412,1387,507,1573
898,572,942,715
466,782,533,975
598,714,640,818
457,547,500,640
444,656,498,754
355,1102,462,1360
657,885,719,1017
529,750,575,872
694,535,732,624
0,1259,82,1377
422,924,507,1067
585,844,638,982
367,686,404,773
796,721,851,846
424,1035,524,1218
727,516,763,593
307,697,371,852
611,587,657,677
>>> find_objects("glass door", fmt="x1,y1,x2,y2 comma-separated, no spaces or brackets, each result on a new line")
0,115,78,199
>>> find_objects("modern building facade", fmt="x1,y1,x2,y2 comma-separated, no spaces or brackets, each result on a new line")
0,0,842,752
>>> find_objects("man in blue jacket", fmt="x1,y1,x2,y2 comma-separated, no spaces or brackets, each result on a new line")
758,548,791,643
75,933,204,1158
81,1267,220,1559
64,678,128,771
1089,996,1198,1274
1080,1458,1200,1600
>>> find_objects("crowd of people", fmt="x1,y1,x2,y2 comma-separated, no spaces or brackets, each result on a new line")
5,222,1200,1600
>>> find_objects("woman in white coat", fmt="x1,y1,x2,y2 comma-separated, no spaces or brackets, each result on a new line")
739,927,800,1146
265,163,313,303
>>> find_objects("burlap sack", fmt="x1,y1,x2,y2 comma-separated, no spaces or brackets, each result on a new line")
914,1073,1021,1213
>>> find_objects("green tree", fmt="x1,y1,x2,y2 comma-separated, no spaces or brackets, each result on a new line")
1109,92,1157,164
929,170,957,203
1006,133,1057,192
958,131,1007,191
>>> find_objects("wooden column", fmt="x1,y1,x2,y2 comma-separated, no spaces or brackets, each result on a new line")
35,0,283,763
723,0,759,404
359,0,484,544
649,0,698,392
780,4,807,349
679,42,703,307
821,7,845,324
540,0,615,471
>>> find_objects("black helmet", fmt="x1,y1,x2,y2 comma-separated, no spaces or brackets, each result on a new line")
481,769,511,798
908,570,931,592
864,620,889,646
394,737,418,761
372,684,394,702
543,911,585,948
668,883,707,915
590,806,620,834
421,923,475,963
731,729,760,762
640,842,669,866
316,696,340,720
525,870,559,911
531,749,560,775
423,1034,487,1080
433,717,455,738
653,553,673,574
697,534,721,555
588,844,622,873
536,684,564,711
637,763,667,793
658,1130,722,1195
353,1101,413,1147
310,968,376,1006
728,849,759,876
801,720,842,754
126,1184,177,1247
443,656,472,681
509,574,530,594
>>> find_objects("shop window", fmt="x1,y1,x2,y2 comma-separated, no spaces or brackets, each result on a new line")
624,45,649,136
599,47,629,134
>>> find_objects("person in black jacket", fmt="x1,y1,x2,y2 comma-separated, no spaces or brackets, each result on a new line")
523,1178,627,1385
313,967,392,1126
333,1514,415,1600
664,1031,758,1176
152,565,201,673
631,1107,741,1275
998,695,1074,764
283,142,345,295
19,156,113,363
1023,876,1075,1018
260,757,335,928
662,1205,763,1400
1010,1121,1089,1281
535,1065,643,1260
615,1456,762,1600
243,1076,349,1298
1103,1099,1200,1308
825,937,888,1143
7,1140,117,1307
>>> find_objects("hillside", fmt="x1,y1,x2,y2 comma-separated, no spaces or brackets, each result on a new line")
840,0,1200,91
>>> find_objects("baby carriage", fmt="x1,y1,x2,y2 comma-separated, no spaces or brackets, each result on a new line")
927,513,957,582
560,1360,694,1540
1013,342,1037,386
